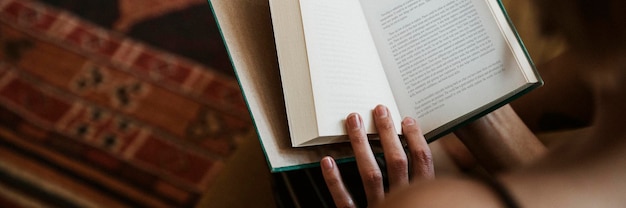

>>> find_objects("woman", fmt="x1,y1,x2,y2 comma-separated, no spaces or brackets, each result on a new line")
321,0,626,207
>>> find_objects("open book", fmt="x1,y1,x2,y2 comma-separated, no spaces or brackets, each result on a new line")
271,0,542,147
209,0,540,171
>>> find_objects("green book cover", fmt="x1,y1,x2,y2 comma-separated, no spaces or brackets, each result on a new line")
208,0,542,172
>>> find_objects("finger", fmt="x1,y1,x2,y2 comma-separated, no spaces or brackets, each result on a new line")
373,105,409,190
402,117,435,180
321,156,356,208
346,113,384,205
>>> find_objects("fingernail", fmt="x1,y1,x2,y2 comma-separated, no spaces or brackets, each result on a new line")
322,157,334,170
402,117,415,126
375,105,388,118
347,113,361,130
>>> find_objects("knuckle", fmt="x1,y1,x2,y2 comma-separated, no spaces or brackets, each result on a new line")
362,169,383,186
410,148,435,178
411,148,433,165
386,155,408,173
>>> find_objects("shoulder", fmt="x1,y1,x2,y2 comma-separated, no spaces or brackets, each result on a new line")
379,177,508,208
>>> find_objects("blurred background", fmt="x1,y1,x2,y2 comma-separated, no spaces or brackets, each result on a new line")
0,0,255,207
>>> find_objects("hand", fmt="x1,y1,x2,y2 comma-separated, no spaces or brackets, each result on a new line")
321,105,435,207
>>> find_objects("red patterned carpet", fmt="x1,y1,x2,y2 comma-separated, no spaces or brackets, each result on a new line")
0,0,252,207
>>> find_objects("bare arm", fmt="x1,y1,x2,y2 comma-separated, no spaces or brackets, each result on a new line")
454,104,547,173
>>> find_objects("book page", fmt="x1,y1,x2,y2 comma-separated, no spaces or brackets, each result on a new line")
299,0,401,139
360,0,531,133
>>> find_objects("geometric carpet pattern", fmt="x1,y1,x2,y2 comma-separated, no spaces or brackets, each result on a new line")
0,0,252,206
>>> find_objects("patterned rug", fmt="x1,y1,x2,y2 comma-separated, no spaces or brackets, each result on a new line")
0,0,252,207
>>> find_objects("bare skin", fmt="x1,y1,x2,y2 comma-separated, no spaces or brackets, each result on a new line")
383,63,626,207
322,51,626,207
454,105,547,173
321,105,434,207
321,104,546,207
